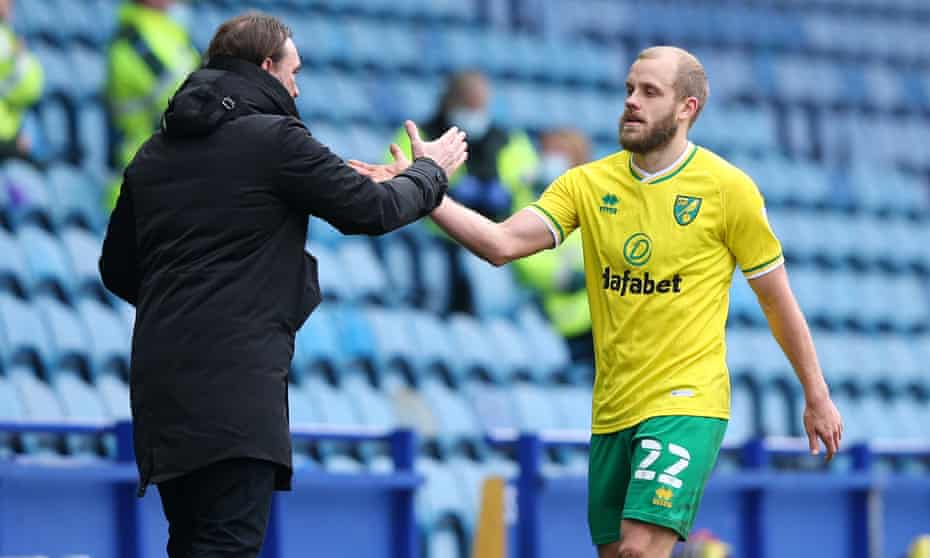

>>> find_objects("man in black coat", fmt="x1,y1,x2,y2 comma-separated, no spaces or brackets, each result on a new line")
98,12,467,557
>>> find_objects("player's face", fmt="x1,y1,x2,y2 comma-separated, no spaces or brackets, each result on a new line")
266,38,301,99
619,58,683,154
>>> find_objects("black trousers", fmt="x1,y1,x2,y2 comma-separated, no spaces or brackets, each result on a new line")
157,458,277,558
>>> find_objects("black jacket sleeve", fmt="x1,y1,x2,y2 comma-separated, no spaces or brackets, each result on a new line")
273,118,448,235
99,182,140,305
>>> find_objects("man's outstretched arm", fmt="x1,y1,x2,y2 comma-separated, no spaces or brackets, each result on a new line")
430,197,555,266
749,265,844,461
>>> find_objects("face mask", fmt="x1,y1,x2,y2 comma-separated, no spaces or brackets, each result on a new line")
537,153,571,187
448,108,491,139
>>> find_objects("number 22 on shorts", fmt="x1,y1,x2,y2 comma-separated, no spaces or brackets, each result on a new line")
634,440,691,489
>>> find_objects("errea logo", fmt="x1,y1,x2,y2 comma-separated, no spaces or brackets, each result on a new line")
599,194,619,215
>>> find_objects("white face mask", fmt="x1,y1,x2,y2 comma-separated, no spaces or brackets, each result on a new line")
448,107,491,139
537,153,571,187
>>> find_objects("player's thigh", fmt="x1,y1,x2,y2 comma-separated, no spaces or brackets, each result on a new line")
588,429,636,546
622,415,727,541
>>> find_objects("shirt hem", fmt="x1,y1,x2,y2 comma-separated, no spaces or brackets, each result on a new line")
591,408,731,435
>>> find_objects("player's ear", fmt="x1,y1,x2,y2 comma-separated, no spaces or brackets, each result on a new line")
680,97,699,122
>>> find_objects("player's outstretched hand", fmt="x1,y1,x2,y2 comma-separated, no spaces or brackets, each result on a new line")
405,120,468,178
803,395,843,462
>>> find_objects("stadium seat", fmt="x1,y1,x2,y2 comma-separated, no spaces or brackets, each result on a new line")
415,456,469,529
510,382,560,432
8,365,65,455
464,379,518,436
74,297,129,376
293,303,343,379
48,165,103,231
59,226,104,295
0,227,29,295
75,102,110,175
35,295,90,372
447,313,498,381
308,242,352,302
484,317,534,381
18,224,74,297
339,239,389,303
515,305,573,381
420,376,481,450
459,250,525,318
96,372,130,420
3,160,52,227
0,293,54,370
403,309,458,382
363,306,418,380
416,238,453,314
52,368,110,456
0,373,25,456
38,98,71,163
69,45,106,101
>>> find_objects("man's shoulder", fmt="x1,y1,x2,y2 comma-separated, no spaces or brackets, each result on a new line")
691,145,757,191
564,151,626,186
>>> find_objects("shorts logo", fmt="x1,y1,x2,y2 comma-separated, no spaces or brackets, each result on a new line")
674,195,702,226
622,232,652,267
653,487,674,508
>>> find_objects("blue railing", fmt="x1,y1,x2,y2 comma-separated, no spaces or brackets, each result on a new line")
489,430,930,558
0,420,421,558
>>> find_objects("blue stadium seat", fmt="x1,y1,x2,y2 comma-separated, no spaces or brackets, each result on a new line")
32,43,72,97
0,373,25,457
723,381,756,447
48,165,102,231
550,385,591,431
69,45,106,101
760,385,794,438
364,306,417,380
76,102,110,175
3,160,52,226
8,365,65,455
52,368,109,457
96,372,130,420
516,305,572,381
60,226,103,295
484,318,533,381
510,382,560,432
308,217,343,247
416,238,452,314
308,242,352,302
404,309,458,381
420,376,481,449
330,304,378,372
38,99,71,162
74,298,129,376
0,227,28,295
35,295,90,371
377,235,417,306
18,223,74,297
427,526,464,558
0,293,53,370
447,313,498,381
343,374,397,431
293,303,342,379
415,456,469,529
338,239,389,303
464,379,518,435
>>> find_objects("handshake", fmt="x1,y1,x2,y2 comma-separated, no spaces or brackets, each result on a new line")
349,120,468,182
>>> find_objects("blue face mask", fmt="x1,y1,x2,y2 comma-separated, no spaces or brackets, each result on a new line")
448,107,491,140
536,153,571,188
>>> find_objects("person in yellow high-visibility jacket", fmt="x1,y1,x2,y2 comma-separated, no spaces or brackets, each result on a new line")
511,128,593,365
388,70,537,313
105,0,199,208
0,0,44,161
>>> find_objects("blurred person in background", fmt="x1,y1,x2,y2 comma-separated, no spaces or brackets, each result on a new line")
0,0,43,161
105,0,199,207
352,46,843,558
512,128,593,367
99,12,466,557
391,70,537,313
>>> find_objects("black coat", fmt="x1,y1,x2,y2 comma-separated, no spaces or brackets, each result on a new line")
99,56,448,494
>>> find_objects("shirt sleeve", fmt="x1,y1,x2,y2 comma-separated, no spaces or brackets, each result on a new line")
527,171,579,248
723,171,784,279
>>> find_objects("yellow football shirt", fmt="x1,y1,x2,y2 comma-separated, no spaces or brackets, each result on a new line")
529,143,783,434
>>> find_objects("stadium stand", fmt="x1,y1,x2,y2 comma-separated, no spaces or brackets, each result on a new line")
0,0,928,557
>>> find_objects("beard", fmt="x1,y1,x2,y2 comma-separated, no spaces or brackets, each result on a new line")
618,108,679,154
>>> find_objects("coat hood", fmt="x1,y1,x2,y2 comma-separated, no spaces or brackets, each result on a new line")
161,55,300,138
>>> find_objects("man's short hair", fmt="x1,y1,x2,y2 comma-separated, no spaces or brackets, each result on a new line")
206,12,292,66
637,46,709,127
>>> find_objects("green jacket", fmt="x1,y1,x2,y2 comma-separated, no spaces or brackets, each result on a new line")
511,183,591,338
107,2,199,167
0,23,43,144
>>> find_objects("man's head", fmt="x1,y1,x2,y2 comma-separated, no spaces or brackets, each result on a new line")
440,70,492,139
136,0,174,9
619,46,708,154
206,12,301,98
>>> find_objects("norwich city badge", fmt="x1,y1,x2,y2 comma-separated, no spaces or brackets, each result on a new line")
674,195,702,226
